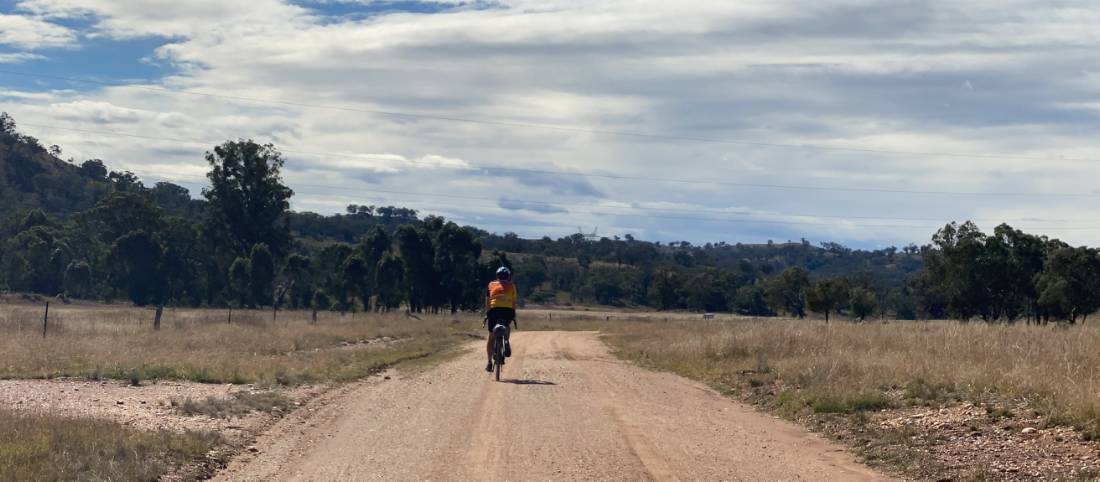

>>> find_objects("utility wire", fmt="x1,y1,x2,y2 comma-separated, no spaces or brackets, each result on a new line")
2,68,1097,164
289,189,1100,232
126,169,937,228
127,167,1081,226
132,169,1100,231
20,120,1100,229
18,121,1100,198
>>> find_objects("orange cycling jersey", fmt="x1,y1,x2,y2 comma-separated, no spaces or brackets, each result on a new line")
487,280,517,309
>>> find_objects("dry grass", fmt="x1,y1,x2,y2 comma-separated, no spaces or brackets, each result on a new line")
0,303,477,385
601,317,1100,439
175,391,293,419
0,302,478,481
0,409,220,481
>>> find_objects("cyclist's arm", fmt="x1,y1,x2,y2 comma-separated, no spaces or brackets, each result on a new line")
511,286,518,329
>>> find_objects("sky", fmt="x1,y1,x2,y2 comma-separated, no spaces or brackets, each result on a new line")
2,0,1100,249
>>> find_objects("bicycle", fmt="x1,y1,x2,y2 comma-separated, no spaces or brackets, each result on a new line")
490,322,509,381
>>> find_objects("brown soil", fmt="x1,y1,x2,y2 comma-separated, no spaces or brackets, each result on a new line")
214,331,892,481
868,403,1100,480
0,378,320,441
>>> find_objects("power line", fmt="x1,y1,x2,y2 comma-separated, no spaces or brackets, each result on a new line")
127,167,1083,226
18,121,1100,198
125,169,939,228
131,168,1100,232
2,68,1097,165
138,170,929,227
292,188,940,229
285,188,1100,232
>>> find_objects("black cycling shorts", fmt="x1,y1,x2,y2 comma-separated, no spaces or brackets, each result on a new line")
486,307,516,331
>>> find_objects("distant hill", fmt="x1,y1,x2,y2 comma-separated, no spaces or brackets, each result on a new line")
0,115,205,218
0,112,923,315
0,120,111,214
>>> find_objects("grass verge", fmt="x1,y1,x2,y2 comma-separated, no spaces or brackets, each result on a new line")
0,409,220,481
176,391,293,419
0,306,478,385
596,316,1100,478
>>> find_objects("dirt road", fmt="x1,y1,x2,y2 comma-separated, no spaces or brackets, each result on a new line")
216,331,893,481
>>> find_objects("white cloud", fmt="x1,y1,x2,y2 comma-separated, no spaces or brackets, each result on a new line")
17,0,311,39
0,88,56,100
0,13,75,48
8,0,1100,247
0,52,46,63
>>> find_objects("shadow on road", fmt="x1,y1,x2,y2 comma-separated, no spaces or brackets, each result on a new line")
501,379,557,386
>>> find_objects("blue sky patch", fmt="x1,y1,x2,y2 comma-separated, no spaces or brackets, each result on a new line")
292,0,496,22
0,2,176,93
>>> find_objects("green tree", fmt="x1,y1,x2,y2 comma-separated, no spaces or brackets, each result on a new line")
848,287,878,322
315,243,354,312
356,226,391,310
63,260,92,298
806,277,849,323
433,221,482,313
765,267,810,318
228,257,251,308
157,218,208,307
991,224,1047,323
375,251,406,311
111,231,165,307
886,285,918,320
6,226,69,295
150,182,200,216
202,140,294,257
249,243,275,307
649,270,682,310
734,284,772,316
921,222,992,320
0,112,15,135
343,255,370,311
20,209,47,231
79,159,108,180
682,271,730,312
285,254,313,309
395,225,437,313
86,192,164,252
1035,246,1100,323
311,289,331,313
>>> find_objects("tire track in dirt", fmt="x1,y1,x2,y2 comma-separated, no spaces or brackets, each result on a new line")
216,331,895,481
556,336,678,481
459,336,527,481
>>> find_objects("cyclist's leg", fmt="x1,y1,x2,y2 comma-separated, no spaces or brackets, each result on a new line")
504,308,516,341
486,308,503,363
484,330,494,372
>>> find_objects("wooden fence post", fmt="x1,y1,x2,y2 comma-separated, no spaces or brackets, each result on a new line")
42,301,49,338
154,305,163,330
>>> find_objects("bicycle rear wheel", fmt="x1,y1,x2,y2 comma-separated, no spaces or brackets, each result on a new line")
494,337,504,381
495,347,503,382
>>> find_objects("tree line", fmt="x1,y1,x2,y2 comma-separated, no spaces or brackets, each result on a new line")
1,115,493,317
2,111,1097,323
912,222,1100,323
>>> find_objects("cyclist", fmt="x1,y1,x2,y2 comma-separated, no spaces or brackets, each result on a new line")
485,266,518,372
